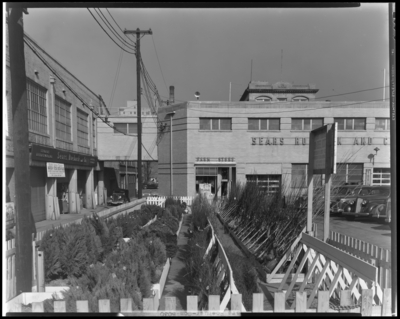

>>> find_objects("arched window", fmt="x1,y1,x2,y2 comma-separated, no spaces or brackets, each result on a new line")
292,96,309,102
255,96,272,101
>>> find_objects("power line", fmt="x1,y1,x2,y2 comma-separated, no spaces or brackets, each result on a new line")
87,8,136,55
151,34,168,94
94,8,136,51
109,48,124,109
315,86,389,100
105,8,136,46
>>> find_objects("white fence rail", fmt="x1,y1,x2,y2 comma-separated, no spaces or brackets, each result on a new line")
146,196,195,207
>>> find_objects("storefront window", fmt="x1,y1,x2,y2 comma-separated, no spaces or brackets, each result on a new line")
333,163,363,186
334,118,366,131
55,96,72,141
246,174,281,194
248,118,280,131
196,167,218,193
372,168,390,185
199,118,231,131
77,109,89,147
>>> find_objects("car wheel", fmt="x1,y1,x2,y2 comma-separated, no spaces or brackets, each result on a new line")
346,216,355,221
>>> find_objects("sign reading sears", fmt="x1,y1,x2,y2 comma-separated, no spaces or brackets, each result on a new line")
47,162,66,178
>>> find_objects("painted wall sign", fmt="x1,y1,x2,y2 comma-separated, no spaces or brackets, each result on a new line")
46,162,66,178
251,137,389,146
196,157,235,162
32,144,97,167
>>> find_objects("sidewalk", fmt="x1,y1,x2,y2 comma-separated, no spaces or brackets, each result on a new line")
159,214,192,311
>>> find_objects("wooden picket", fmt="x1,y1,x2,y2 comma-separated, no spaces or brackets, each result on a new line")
146,196,195,207
328,231,391,289
7,289,391,315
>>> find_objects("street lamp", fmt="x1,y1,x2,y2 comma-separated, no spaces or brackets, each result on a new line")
166,111,175,196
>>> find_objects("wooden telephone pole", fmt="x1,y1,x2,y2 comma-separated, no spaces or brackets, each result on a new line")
8,5,34,294
123,28,152,199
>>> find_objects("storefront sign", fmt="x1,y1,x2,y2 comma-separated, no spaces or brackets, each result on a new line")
47,162,66,178
251,137,389,146
199,183,212,192
32,144,97,167
196,157,235,162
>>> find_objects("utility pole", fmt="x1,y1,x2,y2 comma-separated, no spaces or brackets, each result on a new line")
124,28,152,199
8,5,34,294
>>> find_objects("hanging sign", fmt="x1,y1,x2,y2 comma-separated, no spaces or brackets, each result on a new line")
199,183,211,193
47,162,66,178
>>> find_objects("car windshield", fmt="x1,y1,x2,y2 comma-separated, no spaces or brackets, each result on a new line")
359,188,390,196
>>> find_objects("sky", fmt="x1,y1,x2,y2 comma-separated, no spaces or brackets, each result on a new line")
8,3,391,111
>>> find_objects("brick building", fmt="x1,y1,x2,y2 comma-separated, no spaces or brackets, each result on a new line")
157,81,390,197
5,29,105,222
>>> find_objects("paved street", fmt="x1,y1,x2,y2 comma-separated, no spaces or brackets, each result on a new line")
314,214,391,251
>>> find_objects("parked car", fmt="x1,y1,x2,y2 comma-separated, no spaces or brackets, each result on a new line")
330,185,364,215
143,181,158,189
342,186,391,222
107,189,129,206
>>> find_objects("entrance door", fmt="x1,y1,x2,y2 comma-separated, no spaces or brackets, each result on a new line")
30,167,46,222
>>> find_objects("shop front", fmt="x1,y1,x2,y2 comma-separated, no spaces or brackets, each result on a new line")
31,144,98,218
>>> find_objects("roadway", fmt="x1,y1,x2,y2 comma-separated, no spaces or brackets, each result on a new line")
313,214,391,251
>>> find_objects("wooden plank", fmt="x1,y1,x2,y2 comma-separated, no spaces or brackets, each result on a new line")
187,296,198,312
361,289,373,316
208,295,220,311
295,292,307,312
285,247,311,301
277,245,303,290
143,298,154,311
76,300,89,312
36,250,45,292
340,290,352,306
53,301,66,312
307,258,330,308
165,297,176,311
328,265,343,297
301,233,378,283
381,288,391,316
317,291,330,312
32,302,44,312
120,298,133,312
252,293,263,312
231,294,242,312
274,291,286,312
298,252,320,294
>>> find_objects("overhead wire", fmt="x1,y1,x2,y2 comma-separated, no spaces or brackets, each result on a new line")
105,8,137,46
109,48,124,109
87,8,136,55
94,8,137,51
151,34,169,94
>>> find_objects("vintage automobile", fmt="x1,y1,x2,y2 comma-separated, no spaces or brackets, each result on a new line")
342,186,391,222
329,185,364,215
143,181,158,189
107,189,129,206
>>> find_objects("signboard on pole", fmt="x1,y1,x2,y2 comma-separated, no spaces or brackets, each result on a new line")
46,162,66,178
309,123,337,175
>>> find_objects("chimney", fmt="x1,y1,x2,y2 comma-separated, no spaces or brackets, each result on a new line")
169,86,175,104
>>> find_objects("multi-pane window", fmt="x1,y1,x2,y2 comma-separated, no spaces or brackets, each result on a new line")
199,118,232,131
372,168,390,185
334,118,366,131
113,123,137,135
26,78,47,134
333,163,363,186
291,164,322,188
291,118,323,130
92,116,96,149
375,118,390,131
246,175,281,194
77,109,89,147
248,118,280,131
55,96,71,141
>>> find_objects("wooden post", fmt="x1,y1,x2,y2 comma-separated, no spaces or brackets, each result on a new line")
143,298,154,311
382,288,392,316
36,250,44,292
120,298,133,312
361,289,373,316
208,295,220,311
231,294,242,312
317,291,330,312
252,293,264,312
8,4,33,295
274,291,286,312
187,295,198,312
295,292,307,312
76,300,89,312
323,173,331,242
32,302,44,312
98,299,110,312
54,301,66,312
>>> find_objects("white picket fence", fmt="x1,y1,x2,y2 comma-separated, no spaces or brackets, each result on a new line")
146,196,195,207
